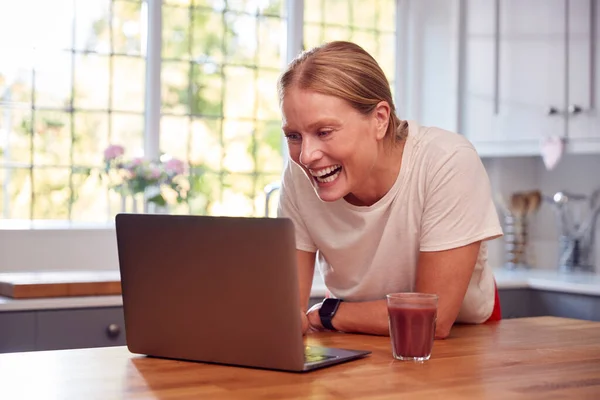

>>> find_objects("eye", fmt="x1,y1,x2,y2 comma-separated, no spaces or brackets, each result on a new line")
317,130,332,138
284,132,301,142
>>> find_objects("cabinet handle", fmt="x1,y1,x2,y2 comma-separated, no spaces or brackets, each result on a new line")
547,106,560,116
106,323,121,338
568,104,583,115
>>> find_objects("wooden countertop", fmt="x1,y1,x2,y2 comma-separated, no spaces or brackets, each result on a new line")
1,317,599,399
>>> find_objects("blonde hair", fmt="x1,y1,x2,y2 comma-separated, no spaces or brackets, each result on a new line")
278,41,407,145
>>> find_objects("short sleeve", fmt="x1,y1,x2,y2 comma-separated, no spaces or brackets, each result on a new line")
277,162,318,253
420,146,503,252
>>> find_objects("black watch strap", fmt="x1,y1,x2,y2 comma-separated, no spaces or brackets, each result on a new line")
319,298,343,331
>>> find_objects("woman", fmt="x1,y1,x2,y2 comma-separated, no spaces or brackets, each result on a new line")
277,41,503,339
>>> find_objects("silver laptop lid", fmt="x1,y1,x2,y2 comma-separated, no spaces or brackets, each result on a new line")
116,213,306,371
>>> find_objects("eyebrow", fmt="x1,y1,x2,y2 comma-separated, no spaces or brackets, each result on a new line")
282,118,340,133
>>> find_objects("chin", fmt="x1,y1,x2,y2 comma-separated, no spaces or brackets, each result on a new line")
312,182,347,202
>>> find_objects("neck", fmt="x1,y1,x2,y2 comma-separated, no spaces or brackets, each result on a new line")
344,139,406,207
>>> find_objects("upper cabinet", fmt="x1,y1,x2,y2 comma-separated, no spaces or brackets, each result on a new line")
404,0,600,157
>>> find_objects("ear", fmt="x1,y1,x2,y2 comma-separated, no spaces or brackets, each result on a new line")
373,101,391,141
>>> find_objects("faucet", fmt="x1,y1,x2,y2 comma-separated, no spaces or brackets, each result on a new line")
264,181,281,217
550,189,600,272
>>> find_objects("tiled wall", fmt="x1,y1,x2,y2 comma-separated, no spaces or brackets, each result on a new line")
484,154,600,271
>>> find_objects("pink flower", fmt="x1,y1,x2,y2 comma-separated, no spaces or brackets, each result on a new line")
103,145,125,161
149,167,161,179
164,158,185,176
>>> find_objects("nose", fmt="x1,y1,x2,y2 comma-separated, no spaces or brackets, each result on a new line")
299,136,322,167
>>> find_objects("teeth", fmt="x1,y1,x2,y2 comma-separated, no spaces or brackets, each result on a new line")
316,169,341,183
309,165,341,177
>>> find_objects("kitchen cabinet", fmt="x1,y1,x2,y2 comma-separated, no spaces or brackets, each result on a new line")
0,307,126,353
36,307,126,351
0,311,36,353
405,0,600,156
499,288,600,321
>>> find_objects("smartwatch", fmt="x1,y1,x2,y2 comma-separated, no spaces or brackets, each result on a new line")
319,298,343,331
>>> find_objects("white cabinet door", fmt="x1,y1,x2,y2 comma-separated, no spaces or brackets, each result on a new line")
463,0,567,156
399,0,461,133
566,0,600,153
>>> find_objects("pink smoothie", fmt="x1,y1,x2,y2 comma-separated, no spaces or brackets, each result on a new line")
388,305,437,359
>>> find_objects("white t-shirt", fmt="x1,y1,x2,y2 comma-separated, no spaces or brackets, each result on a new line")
277,120,503,323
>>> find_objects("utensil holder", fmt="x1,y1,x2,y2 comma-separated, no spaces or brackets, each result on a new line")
504,214,529,269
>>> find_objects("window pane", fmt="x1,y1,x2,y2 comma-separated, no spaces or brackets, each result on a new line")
378,0,396,30
187,170,221,215
1,167,32,219
324,0,350,26
33,110,71,166
0,107,32,165
225,0,257,14
113,0,143,56
112,56,145,112
190,63,223,117
75,0,111,53
322,26,352,42
190,117,222,170
74,54,110,110
192,8,224,64
256,70,280,121
256,172,281,217
223,66,255,119
34,50,73,109
222,120,254,173
258,17,284,68
73,111,109,166
35,0,73,50
71,167,108,222
304,24,324,49
255,120,283,173
162,61,190,115
163,5,191,60
0,50,34,106
224,12,257,65
259,0,285,16
32,167,71,220
111,113,144,156
216,173,256,216
351,0,377,30
304,0,323,23
160,115,190,161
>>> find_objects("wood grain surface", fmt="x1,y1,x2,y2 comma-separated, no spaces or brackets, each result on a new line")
1,317,599,399
0,271,121,298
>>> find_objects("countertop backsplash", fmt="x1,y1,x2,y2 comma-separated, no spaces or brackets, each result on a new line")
484,153,600,272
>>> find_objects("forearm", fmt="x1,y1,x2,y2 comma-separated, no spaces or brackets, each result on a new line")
296,250,316,312
332,300,389,336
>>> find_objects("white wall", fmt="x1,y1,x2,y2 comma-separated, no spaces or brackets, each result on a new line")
484,153,600,271
0,225,119,273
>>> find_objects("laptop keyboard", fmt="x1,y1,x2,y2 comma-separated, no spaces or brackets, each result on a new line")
304,346,337,363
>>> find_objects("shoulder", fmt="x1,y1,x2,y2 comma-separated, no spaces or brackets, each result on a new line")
407,122,482,174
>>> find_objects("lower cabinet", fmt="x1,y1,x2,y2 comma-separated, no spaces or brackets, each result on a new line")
0,311,36,353
499,289,600,321
0,307,126,353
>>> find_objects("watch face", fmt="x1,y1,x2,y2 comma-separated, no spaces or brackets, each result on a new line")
319,298,340,317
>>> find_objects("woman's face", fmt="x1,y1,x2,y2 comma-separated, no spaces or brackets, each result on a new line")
281,88,388,203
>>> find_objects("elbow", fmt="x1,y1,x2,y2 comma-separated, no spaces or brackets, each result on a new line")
434,321,453,340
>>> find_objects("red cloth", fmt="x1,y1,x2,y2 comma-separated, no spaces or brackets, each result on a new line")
485,282,502,322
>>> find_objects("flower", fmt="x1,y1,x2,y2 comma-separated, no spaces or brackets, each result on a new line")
103,144,125,161
101,144,190,208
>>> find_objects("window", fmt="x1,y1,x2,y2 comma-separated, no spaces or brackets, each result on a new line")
0,0,399,224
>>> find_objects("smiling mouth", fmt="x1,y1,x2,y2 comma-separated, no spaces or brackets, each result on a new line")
310,165,342,184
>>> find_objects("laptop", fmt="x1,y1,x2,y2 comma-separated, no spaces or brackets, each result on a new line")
115,213,371,372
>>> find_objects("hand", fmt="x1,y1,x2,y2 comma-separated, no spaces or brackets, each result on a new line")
300,309,309,335
306,302,325,332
